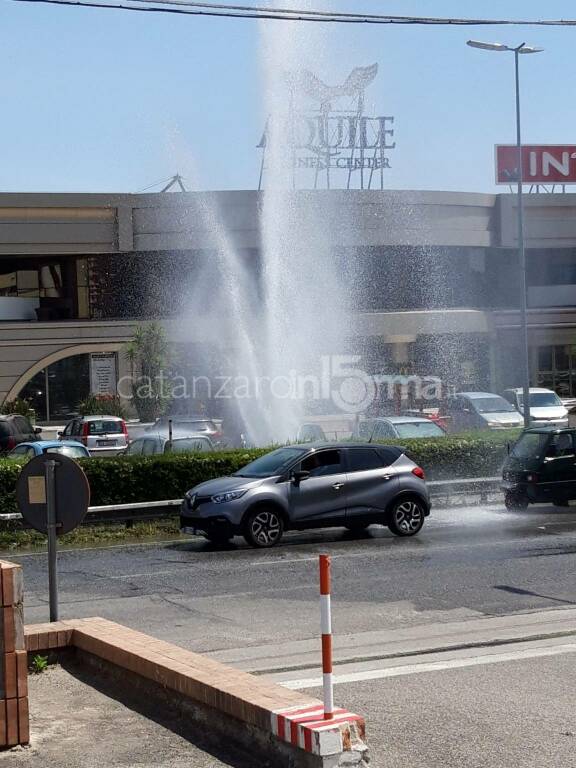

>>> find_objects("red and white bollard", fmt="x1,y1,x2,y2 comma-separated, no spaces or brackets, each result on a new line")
319,554,334,720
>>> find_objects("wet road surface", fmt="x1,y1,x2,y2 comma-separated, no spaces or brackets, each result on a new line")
5,502,576,653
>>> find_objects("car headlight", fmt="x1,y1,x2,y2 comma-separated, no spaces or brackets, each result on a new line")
211,489,248,504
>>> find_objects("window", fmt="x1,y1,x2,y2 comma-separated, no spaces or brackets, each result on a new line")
125,439,145,456
171,438,212,453
511,432,549,459
549,433,575,458
301,450,343,477
142,439,159,456
394,421,445,438
373,421,395,439
347,449,383,472
46,446,88,459
233,447,307,478
470,397,516,414
14,417,32,435
71,421,82,436
357,421,373,439
10,445,31,456
87,421,123,435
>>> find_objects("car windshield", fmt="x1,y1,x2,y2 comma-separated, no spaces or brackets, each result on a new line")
234,447,306,478
46,446,88,458
471,397,516,413
518,393,563,408
510,432,550,459
394,422,445,438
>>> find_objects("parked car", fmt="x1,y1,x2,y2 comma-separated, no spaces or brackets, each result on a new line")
0,415,41,454
444,392,523,432
147,416,223,444
180,442,430,548
125,435,214,456
502,427,576,510
7,440,90,461
400,410,449,432
354,416,446,441
296,423,327,442
59,415,129,453
503,388,569,427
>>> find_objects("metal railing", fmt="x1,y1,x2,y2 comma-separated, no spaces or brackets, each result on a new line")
0,477,502,527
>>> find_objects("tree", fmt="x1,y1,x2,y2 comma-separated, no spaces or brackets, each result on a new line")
125,323,173,422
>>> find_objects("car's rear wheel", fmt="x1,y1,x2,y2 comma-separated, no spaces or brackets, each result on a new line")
388,498,425,537
243,508,284,549
504,491,529,511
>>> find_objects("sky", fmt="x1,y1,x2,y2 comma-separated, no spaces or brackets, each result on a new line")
2,0,576,194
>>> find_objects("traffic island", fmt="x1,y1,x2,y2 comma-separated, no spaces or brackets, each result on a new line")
23,617,368,767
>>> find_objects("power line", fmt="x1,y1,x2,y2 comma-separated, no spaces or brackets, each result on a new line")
9,0,576,25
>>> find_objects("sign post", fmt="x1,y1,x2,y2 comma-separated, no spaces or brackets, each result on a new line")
16,453,90,622
45,460,59,622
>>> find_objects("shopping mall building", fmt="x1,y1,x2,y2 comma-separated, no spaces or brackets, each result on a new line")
0,189,575,421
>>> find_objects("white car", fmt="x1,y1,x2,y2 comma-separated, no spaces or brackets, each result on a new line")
59,415,129,454
502,388,569,427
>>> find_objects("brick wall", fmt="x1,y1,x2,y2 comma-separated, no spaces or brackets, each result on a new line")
0,561,28,748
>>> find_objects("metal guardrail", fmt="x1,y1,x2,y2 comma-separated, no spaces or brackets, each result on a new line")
0,477,502,527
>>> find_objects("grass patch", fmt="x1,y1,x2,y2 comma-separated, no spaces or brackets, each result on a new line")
0,518,182,552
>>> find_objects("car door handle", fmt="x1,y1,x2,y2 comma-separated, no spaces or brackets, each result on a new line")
332,482,345,490
382,475,392,481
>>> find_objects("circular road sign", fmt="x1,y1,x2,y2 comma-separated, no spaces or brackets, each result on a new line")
16,453,90,535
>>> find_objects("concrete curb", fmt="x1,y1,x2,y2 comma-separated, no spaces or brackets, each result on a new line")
25,618,369,767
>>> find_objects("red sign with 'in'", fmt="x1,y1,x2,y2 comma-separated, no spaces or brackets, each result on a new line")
496,145,576,184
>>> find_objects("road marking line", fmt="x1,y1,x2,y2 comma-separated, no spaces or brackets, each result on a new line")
279,643,576,689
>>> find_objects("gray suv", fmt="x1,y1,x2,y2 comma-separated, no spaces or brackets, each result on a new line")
180,443,430,548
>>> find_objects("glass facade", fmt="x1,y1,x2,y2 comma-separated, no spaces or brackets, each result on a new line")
537,345,576,398
19,355,90,422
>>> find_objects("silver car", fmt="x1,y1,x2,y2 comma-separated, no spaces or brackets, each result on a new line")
180,443,430,548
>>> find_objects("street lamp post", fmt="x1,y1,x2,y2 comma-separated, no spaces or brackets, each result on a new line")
467,40,543,429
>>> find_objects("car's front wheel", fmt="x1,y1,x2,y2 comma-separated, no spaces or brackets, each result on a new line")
388,498,425,537
243,508,284,548
504,491,529,511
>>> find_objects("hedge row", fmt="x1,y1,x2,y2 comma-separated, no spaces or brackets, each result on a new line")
0,431,520,515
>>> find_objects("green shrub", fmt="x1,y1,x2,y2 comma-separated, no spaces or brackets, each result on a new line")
78,394,127,419
0,397,33,417
0,432,520,516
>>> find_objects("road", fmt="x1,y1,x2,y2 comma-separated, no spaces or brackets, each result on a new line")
5,501,576,768
7,502,576,652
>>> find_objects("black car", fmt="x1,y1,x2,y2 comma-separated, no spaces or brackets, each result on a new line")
0,415,41,454
502,427,576,510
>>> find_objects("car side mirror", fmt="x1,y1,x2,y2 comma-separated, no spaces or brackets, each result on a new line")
292,470,311,485
34,427,42,435
57,431,63,437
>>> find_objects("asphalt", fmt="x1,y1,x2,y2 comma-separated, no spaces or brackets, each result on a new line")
311,652,576,768
3,501,576,768
6,502,576,653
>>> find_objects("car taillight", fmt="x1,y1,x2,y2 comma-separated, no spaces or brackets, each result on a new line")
82,422,89,446
122,421,128,438
6,436,15,450
412,466,425,479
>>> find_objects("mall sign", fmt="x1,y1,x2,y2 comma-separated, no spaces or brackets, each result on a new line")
496,144,576,184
